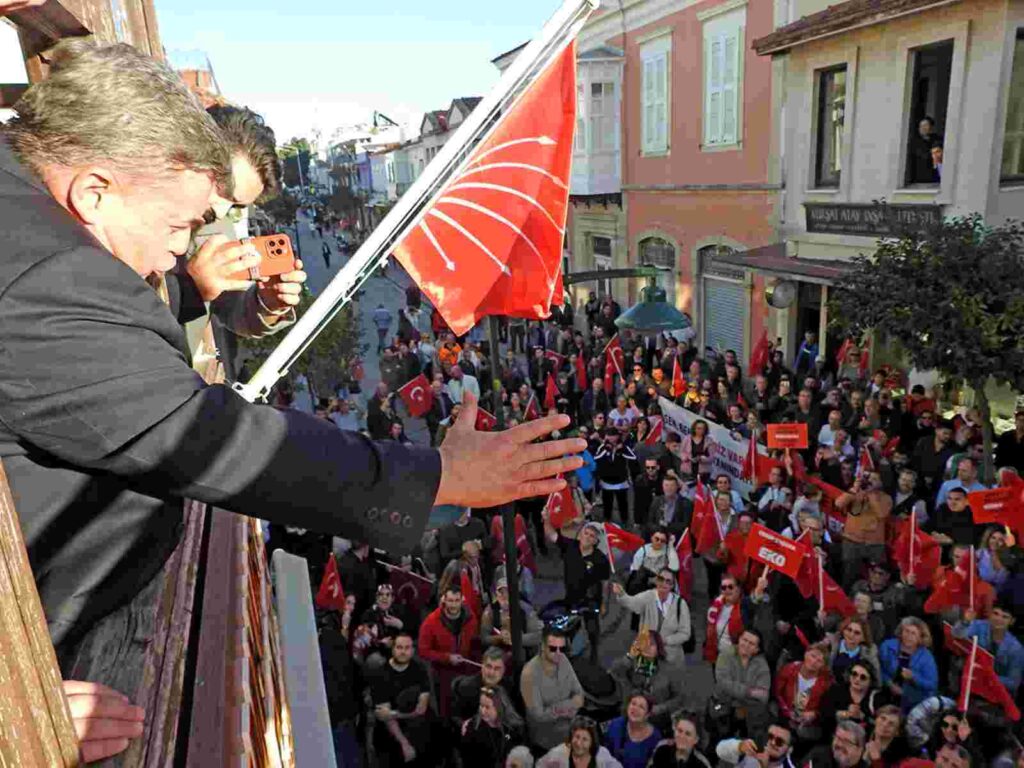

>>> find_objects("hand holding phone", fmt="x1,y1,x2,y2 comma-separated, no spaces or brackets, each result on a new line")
226,234,296,281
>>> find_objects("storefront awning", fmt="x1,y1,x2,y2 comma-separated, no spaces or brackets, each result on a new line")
712,243,852,285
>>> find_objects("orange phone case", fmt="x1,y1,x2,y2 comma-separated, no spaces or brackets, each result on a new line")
226,234,295,281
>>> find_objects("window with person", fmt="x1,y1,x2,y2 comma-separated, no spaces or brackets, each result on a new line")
905,40,953,186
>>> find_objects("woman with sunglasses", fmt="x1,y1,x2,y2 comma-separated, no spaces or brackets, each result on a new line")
459,685,525,766
819,661,886,737
648,713,712,767
537,716,623,767
827,616,881,681
603,694,662,768
924,709,980,765
613,564,690,664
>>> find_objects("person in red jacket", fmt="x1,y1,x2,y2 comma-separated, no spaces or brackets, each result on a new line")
418,585,480,717
774,643,833,749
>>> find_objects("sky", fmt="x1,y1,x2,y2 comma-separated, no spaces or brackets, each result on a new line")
156,0,564,149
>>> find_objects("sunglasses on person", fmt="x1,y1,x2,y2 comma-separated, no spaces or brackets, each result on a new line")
721,583,737,592
942,720,960,731
766,733,789,748
547,643,566,654
654,574,671,582
652,536,668,544
849,670,870,682
645,464,659,472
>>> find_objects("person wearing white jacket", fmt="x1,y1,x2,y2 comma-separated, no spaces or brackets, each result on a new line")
612,567,691,665
715,722,797,768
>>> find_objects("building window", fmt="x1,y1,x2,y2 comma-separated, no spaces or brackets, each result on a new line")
905,40,953,186
814,65,847,188
590,82,615,152
1001,30,1024,184
640,236,676,303
575,83,587,153
703,13,744,147
641,35,670,154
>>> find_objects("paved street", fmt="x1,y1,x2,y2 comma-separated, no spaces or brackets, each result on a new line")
292,208,713,706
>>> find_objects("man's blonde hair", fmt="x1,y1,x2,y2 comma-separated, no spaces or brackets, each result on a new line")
4,39,229,185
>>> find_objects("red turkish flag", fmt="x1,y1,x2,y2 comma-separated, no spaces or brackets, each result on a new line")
475,407,498,431
603,356,616,395
724,530,750,582
544,484,575,529
670,356,685,398
605,334,624,378
692,480,722,555
315,554,347,612
603,521,644,553
676,530,693,601
524,393,541,421
943,622,976,658
742,437,783,485
793,550,854,616
859,338,872,378
690,477,713,547
397,373,433,418
924,552,994,616
959,639,1021,720
645,416,664,446
545,349,567,369
389,566,433,615
393,42,577,334
891,516,942,585
857,444,875,477
544,372,559,411
748,331,770,377
574,353,587,390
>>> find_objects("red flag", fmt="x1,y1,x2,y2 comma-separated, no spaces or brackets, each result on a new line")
723,530,749,582
892,514,942,585
574,353,587,390
676,530,693,601
603,356,615,395
858,444,875,477
315,554,347,611
959,638,1021,720
670,356,685,398
603,521,644,553
748,331,770,376
544,372,559,411
882,436,901,458
545,349,567,369
835,337,854,369
397,373,434,418
475,407,498,431
460,569,482,618
859,338,872,378
793,550,854,616
604,334,625,379
924,553,993,615
943,622,976,658
645,416,664,446
691,477,714,548
544,484,575,529
694,500,723,555
741,437,783,485
393,42,577,334
524,393,541,421
388,566,433,615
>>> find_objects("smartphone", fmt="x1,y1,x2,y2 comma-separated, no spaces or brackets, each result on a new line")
226,233,295,281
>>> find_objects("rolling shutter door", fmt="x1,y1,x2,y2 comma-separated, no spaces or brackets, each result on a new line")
703,276,744,359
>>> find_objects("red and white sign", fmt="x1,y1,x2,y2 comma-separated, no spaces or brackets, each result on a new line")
969,487,1021,525
744,523,810,579
767,423,809,450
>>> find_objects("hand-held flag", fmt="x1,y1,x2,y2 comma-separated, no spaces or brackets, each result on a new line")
397,373,434,417
315,554,347,611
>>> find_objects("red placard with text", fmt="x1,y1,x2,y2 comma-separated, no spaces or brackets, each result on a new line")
767,423,809,450
969,487,1021,524
744,523,811,579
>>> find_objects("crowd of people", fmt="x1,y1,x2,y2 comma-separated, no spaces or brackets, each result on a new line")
296,279,1024,768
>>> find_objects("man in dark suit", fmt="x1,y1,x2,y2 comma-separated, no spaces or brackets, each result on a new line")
0,41,583,682
648,475,693,539
425,379,455,447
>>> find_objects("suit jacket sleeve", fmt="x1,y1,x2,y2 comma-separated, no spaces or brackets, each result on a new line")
0,247,439,552
165,257,207,325
211,286,296,339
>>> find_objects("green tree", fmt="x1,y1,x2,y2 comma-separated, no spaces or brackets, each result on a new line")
829,212,1024,482
240,289,367,400
279,138,312,189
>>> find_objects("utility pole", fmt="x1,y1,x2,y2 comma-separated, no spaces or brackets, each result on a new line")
487,315,524,674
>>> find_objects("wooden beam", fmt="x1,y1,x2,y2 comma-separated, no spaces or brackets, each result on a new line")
8,0,90,55
0,84,29,109
0,462,80,768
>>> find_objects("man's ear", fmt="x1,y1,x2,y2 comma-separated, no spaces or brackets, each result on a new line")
66,166,117,225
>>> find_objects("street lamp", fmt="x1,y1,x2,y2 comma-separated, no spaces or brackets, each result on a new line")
564,265,691,332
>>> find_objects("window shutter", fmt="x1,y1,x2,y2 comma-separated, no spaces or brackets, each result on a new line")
576,83,586,152
722,32,739,144
706,38,723,144
655,56,668,151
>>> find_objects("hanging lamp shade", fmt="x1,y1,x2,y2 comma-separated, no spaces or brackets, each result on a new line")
614,285,691,332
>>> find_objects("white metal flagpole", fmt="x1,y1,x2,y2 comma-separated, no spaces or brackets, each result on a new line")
235,0,599,403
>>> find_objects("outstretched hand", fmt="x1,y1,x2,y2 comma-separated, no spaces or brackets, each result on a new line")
435,390,585,508
63,680,145,764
